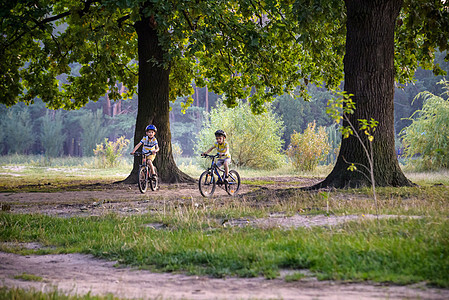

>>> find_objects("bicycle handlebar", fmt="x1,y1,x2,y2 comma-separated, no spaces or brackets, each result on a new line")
131,151,153,156
201,153,219,158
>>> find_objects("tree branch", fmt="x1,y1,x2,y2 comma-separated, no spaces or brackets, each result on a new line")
3,0,98,51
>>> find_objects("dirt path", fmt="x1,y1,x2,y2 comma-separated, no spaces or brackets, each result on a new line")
0,176,320,217
1,250,447,300
1,177,448,299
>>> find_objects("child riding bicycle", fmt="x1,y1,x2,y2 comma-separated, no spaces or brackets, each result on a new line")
131,124,159,178
202,129,231,182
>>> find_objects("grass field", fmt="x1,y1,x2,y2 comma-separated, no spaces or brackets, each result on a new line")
1,155,449,298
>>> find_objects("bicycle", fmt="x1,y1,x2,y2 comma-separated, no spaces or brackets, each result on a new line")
199,153,241,197
132,152,158,193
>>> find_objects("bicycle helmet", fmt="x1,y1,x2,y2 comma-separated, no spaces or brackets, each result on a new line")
145,124,157,132
214,129,226,138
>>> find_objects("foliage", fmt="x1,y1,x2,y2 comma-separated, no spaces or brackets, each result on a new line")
400,79,449,170
0,0,316,113
1,107,35,154
395,1,449,82
93,136,130,168
287,121,331,171
40,111,66,158
273,85,334,147
79,110,108,157
394,51,449,135
196,99,285,170
2,1,447,109
171,142,183,161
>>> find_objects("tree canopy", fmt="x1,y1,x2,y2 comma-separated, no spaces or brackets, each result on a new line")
1,1,306,111
2,0,448,112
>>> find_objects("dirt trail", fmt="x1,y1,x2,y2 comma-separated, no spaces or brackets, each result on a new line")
1,250,447,300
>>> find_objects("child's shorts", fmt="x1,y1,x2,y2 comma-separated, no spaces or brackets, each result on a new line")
143,151,156,162
216,157,231,167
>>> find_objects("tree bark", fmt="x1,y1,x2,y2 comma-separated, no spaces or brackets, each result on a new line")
121,16,192,184
310,0,413,189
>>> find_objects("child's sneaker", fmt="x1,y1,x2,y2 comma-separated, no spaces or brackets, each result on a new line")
151,174,157,179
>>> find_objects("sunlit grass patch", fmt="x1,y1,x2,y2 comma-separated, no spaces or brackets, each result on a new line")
14,273,43,282
405,169,449,186
0,287,124,300
242,179,275,185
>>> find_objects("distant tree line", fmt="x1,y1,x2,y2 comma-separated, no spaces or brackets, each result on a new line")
1,52,447,158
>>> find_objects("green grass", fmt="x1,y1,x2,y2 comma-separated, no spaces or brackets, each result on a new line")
14,273,43,281
242,179,276,185
0,287,126,300
1,211,448,286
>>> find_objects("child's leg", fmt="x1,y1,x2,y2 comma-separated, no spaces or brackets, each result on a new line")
224,161,229,177
148,160,156,176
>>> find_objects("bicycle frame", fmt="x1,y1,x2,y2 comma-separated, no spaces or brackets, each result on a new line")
208,155,225,182
133,151,158,193
199,153,240,197
205,154,234,184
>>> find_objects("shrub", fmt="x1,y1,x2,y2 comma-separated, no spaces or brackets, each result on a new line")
287,121,331,171
93,136,130,168
400,79,449,170
172,142,183,161
195,99,285,169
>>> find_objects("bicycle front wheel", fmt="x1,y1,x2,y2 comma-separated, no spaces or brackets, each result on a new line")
199,170,216,197
150,167,158,191
225,170,241,196
138,166,148,193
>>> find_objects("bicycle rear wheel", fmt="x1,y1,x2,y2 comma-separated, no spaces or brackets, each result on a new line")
150,167,158,191
199,170,216,197
138,166,148,193
225,170,241,196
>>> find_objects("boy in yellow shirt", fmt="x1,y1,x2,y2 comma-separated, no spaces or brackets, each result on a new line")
202,130,231,182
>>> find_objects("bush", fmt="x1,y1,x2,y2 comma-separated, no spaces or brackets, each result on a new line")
195,99,285,169
287,121,331,171
172,142,183,161
400,79,449,170
93,136,130,168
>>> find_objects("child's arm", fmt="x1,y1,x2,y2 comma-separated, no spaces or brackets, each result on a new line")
131,142,143,154
152,144,160,154
202,145,215,155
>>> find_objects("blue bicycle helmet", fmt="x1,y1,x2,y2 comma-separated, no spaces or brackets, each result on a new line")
214,129,226,138
146,124,157,132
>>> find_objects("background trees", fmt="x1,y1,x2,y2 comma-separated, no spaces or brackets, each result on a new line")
1,0,448,187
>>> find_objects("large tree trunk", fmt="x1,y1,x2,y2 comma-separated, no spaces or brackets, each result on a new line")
311,0,413,189
122,16,192,184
